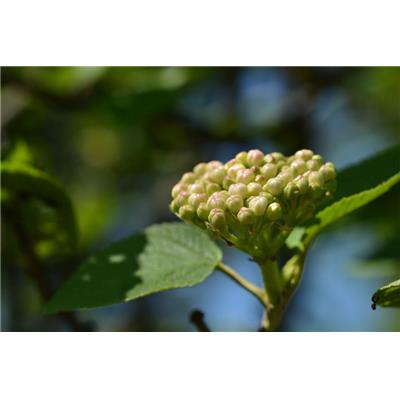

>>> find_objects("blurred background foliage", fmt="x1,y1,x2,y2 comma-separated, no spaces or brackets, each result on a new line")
1,66,400,331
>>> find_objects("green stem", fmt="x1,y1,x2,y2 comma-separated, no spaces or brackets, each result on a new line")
216,262,268,307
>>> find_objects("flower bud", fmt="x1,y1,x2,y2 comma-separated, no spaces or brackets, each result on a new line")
247,182,262,196
258,191,273,203
181,172,196,184
320,162,336,181
170,200,180,213
260,163,278,180
255,174,268,185
237,207,255,224
277,169,294,185
197,203,210,220
193,162,208,177
249,196,268,216
222,176,234,190
284,182,300,200
247,149,264,167
172,183,186,198
207,192,226,210
293,175,309,194
264,177,284,196
188,193,207,208
291,159,307,175
266,202,282,220
271,152,285,161
208,208,226,229
179,205,196,220
226,195,243,214
208,166,226,184
235,151,248,166
206,182,220,195
227,163,245,178
312,155,323,165
228,183,248,198
189,183,204,194
207,160,223,170
175,191,189,207
295,149,313,161
307,159,320,171
236,169,255,184
308,171,324,189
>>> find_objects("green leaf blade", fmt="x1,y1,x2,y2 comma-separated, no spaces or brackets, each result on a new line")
45,222,222,313
372,279,400,308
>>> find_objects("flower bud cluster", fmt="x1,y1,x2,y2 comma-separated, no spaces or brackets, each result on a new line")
170,149,336,257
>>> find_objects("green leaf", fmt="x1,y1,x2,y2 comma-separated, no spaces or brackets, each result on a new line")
287,145,400,249
372,279,400,308
1,161,78,247
45,222,222,313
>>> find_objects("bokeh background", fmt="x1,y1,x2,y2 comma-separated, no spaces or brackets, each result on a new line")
1,66,400,331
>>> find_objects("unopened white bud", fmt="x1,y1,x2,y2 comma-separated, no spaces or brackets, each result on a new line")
249,196,268,216
264,177,284,195
247,149,264,167
228,183,248,198
208,208,226,229
236,169,255,184
188,193,207,208
207,192,226,210
237,207,255,224
226,195,243,214
266,202,282,220
260,163,278,180
208,166,226,184
247,182,262,196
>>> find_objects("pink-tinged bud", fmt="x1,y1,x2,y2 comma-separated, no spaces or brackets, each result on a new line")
193,162,208,177
188,193,207,208
172,183,186,198
181,172,196,184
226,158,237,168
207,193,226,210
175,191,190,207
237,207,255,224
295,149,314,161
291,159,307,175
264,177,284,196
247,149,264,167
228,183,248,198
236,169,255,184
206,182,220,195
227,163,245,178
226,195,243,214
249,196,268,216
235,151,248,166
208,208,226,229
197,203,210,220
260,163,278,180
266,202,282,220
207,160,223,170
179,205,196,220
308,171,324,188
189,183,204,194
320,162,336,181
208,166,226,184
247,182,262,196
307,159,320,171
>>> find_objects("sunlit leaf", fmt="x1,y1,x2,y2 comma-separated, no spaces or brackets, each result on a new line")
45,223,222,313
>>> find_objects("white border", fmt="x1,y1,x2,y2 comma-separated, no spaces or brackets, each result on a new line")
2,0,400,65
0,333,399,399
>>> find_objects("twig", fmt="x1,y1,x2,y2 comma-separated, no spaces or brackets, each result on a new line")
216,262,268,307
189,309,211,332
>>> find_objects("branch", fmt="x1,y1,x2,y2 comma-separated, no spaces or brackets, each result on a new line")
216,262,268,308
189,309,211,332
